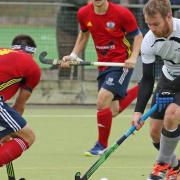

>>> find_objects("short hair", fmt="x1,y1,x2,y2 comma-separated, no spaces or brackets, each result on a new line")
11,34,37,54
143,0,172,18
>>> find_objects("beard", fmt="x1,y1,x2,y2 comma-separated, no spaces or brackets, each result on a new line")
154,20,171,38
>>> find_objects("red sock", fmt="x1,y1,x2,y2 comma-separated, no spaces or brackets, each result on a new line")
0,138,29,166
119,84,139,113
97,108,112,147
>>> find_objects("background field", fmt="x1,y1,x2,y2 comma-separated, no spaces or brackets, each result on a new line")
1,106,179,180
0,26,96,69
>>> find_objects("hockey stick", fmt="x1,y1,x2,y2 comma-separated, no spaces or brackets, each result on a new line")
74,104,158,180
6,162,26,180
39,51,125,67
6,162,16,180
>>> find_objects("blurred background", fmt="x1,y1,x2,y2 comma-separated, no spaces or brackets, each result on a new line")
0,0,180,105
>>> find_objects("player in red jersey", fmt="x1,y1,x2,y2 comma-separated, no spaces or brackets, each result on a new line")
61,0,143,156
0,34,41,166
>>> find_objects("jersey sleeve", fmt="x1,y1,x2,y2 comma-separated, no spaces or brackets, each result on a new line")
120,7,139,34
141,32,156,64
21,59,41,92
77,7,88,32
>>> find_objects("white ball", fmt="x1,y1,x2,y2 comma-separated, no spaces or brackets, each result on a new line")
100,178,108,180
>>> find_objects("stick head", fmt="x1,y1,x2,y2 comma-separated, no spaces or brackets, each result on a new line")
75,172,88,180
75,172,81,180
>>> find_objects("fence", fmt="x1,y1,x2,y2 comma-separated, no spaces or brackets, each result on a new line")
0,2,180,81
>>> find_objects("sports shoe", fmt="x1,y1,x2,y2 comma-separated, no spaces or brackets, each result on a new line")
147,162,170,180
84,141,107,156
166,161,180,180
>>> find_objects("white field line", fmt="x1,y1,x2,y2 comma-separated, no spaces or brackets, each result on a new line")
25,114,132,118
8,166,151,170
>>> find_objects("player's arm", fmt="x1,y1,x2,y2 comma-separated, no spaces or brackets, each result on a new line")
12,88,31,115
13,62,41,115
135,62,155,113
61,30,90,68
125,31,143,68
132,62,155,129
71,30,90,56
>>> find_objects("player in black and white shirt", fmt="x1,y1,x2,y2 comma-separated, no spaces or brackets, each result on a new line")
132,0,180,179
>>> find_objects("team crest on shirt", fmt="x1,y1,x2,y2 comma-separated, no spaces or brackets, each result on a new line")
106,21,115,32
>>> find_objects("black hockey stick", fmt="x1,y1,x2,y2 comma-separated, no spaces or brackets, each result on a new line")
74,104,158,180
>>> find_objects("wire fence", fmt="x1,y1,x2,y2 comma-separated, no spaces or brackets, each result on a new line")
0,2,179,81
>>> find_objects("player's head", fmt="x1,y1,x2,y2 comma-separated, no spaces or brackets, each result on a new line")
143,0,172,38
11,34,37,54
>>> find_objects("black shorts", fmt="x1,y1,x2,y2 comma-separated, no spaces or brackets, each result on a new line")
151,73,180,120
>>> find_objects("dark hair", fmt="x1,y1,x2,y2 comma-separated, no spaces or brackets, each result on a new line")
12,34,37,54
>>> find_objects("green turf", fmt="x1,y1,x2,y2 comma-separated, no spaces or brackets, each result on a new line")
1,106,179,180
0,26,97,69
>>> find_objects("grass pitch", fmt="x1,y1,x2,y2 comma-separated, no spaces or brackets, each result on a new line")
0,106,179,180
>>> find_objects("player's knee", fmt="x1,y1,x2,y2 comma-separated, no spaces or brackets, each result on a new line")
16,126,36,147
26,131,36,147
97,99,109,110
150,128,161,142
164,104,180,129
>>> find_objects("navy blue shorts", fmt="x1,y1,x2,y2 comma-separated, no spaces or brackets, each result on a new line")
98,68,133,100
0,99,27,138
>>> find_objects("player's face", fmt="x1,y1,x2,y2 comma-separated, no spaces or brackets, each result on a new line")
92,0,107,7
145,12,172,38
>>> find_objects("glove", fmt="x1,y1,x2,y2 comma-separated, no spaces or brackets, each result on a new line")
61,52,78,68
156,90,175,112
62,52,78,62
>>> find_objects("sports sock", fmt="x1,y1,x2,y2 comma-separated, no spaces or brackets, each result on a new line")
119,84,139,112
153,141,177,167
97,108,112,147
0,138,29,166
156,127,180,165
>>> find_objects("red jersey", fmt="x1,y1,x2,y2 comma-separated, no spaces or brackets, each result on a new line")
77,2,139,71
0,48,41,101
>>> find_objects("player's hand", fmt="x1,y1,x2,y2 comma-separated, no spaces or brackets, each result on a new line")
60,55,72,68
132,112,144,130
124,57,136,68
60,53,78,68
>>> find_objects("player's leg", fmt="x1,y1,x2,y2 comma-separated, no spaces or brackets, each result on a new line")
148,103,180,180
84,88,114,156
85,68,133,156
118,84,139,113
147,83,180,179
111,84,139,117
0,102,35,167
149,75,178,165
